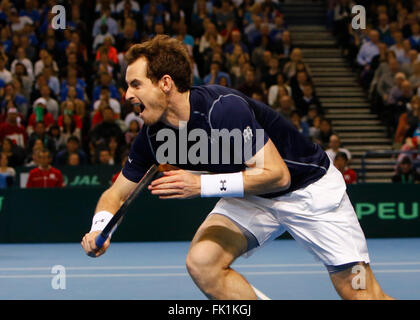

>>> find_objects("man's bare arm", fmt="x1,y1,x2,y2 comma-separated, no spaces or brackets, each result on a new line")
95,173,139,214
243,138,291,195
149,138,291,199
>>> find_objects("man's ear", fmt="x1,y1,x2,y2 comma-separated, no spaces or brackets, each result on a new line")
160,75,172,94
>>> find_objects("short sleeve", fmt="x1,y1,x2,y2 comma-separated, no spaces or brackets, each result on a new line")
121,128,155,183
209,94,269,163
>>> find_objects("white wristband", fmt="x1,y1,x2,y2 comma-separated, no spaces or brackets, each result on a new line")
201,172,244,198
90,211,116,237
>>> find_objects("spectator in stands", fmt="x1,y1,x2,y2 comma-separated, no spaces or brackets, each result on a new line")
11,47,34,80
290,111,310,138
402,49,420,76
392,156,420,183
267,73,291,107
0,153,15,188
58,100,83,131
296,83,323,117
108,135,122,165
125,119,140,146
277,95,295,120
175,22,194,56
199,21,223,55
408,109,420,140
291,70,310,103
0,137,25,167
0,27,12,55
13,62,33,101
33,85,59,120
92,5,119,38
277,30,294,63
96,36,118,66
43,36,60,62
394,96,420,148
370,52,397,99
334,151,357,184
115,21,138,53
203,61,231,87
41,65,60,98
0,107,27,148
19,0,41,26
112,151,129,184
245,14,262,50
98,147,114,165
1,82,28,117
224,29,249,56
386,72,407,105
27,97,54,135
395,80,414,113
123,105,144,131
60,52,85,81
48,124,64,151
27,121,56,156
325,134,352,162
92,72,120,101
252,49,271,82
409,61,420,91
261,55,280,93
283,48,308,80
375,59,401,110
333,0,354,51
92,24,114,52
89,107,123,150
67,152,81,166
0,53,12,84
389,31,406,64
214,0,235,31
20,33,36,62
356,30,380,69
319,118,334,149
384,79,414,136
26,148,64,188
304,105,321,129
59,111,81,146
269,14,287,47
409,23,420,52
54,136,87,166
376,13,393,46
93,86,121,118
71,31,88,65
237,68,262,98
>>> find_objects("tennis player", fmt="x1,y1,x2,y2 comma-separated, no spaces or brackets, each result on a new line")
81,35,393,300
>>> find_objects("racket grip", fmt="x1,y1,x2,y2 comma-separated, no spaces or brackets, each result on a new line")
95,233,108,249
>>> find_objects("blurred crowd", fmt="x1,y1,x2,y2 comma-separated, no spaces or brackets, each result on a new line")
3,0,418,188
330,0,420,182
0,0,339,188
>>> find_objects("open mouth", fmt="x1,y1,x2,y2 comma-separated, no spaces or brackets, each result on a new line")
132,102,145,115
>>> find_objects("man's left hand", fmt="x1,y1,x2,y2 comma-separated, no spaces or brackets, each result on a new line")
148,170,201,199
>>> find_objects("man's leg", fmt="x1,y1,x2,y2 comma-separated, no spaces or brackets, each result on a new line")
329,262,394,300
186,213,258,300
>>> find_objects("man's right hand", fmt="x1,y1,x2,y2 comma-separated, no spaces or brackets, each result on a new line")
81,231,110,258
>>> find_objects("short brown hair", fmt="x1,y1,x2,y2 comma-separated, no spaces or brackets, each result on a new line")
125,35,192,92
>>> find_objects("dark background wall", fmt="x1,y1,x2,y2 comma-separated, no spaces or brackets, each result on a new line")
1,183,419,243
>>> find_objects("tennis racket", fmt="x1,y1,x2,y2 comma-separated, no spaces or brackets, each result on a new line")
95,163,178,249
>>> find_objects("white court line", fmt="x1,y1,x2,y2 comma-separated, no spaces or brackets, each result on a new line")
1,261,420,271
1,269,420,279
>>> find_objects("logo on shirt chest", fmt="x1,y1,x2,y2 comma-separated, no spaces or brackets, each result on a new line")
243,126,253,144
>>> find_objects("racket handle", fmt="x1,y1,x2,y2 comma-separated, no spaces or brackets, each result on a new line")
95,233,108,249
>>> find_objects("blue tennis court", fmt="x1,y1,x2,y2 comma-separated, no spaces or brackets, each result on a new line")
1,238,419,300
